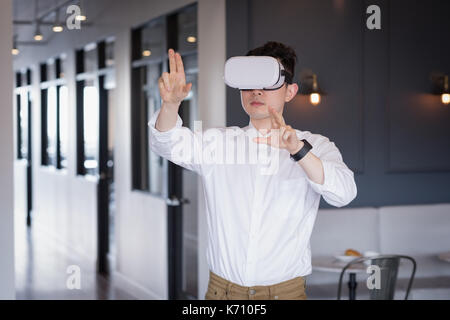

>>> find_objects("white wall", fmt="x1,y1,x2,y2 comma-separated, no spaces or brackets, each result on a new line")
0,0,15,300
13,0,226,299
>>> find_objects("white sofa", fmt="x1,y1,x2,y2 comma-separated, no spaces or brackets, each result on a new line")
306,203,450,299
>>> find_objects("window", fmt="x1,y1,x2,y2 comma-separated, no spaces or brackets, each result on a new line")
18,91,30,159
40,55,68,169
140,17,165,60
83,80,99,175
84,44,97,73
76,38,115,177
131,4,198,194
59,85,69,168
177,6,198,54
131,16,166,193
46,86,57,166
104,40,115,68
131,4,199,299
15,68,32,160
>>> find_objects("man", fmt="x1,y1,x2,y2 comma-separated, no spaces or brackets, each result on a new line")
148,41,357,300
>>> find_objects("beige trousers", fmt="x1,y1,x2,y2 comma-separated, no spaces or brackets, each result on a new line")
205,270,307,300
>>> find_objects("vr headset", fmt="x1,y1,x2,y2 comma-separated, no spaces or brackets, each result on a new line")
224,56,293,91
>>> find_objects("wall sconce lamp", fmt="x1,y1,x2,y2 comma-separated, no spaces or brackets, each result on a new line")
431,73,449,105
441,75,449,105
299,71,325,106
310,74,321,105
186,36,197,43
12,35,19,55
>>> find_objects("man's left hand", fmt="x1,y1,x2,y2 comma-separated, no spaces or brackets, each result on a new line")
253,106,304,154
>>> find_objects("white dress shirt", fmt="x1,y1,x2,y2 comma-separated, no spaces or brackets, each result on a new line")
148,108,357,287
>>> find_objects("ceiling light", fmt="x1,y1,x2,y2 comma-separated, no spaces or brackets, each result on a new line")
52,8,63,32
34,25,43,41
33,0,43,41
187,36,197,43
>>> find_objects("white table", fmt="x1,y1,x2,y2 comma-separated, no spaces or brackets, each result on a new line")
312,256,367,300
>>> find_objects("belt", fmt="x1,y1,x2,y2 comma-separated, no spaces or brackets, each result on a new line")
208,270,306,299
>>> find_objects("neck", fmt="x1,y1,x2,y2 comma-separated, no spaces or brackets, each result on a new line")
250,116,273,133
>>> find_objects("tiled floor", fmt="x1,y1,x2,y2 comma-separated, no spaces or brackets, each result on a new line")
14,219,135,300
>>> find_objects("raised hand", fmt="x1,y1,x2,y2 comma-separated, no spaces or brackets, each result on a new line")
252,106,304,154
158,48,193,106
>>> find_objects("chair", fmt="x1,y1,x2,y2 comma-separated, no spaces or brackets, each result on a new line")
337,254,416,300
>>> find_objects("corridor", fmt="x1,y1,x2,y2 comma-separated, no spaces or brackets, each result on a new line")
14,212,135,300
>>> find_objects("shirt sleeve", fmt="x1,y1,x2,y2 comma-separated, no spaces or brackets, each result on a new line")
148,108,205,176
304,135,357,207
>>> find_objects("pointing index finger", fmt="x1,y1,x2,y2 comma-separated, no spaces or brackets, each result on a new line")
168,49,176,73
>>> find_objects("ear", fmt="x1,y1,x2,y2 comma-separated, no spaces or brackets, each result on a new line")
285,83,299,103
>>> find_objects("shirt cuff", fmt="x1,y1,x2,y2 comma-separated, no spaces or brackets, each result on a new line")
305,159,336,195
147,108,183,143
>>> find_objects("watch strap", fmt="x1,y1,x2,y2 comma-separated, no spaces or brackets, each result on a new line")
290,139,312,161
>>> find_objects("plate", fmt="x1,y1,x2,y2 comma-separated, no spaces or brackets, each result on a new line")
334,252,362,263
334,251,381,264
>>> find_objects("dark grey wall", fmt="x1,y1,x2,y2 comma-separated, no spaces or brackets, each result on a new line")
226,0,450,208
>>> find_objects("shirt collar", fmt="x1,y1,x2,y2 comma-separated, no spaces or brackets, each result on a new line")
247,119,272,137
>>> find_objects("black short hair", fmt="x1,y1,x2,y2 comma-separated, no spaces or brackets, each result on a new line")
246,41,297,83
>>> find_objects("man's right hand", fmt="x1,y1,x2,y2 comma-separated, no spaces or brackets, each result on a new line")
158,48,193,107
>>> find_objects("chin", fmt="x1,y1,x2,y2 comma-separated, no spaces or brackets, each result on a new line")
243,105,269,118
247,112,268,120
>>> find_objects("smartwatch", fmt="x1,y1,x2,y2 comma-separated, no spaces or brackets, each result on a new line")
290,139,312,162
